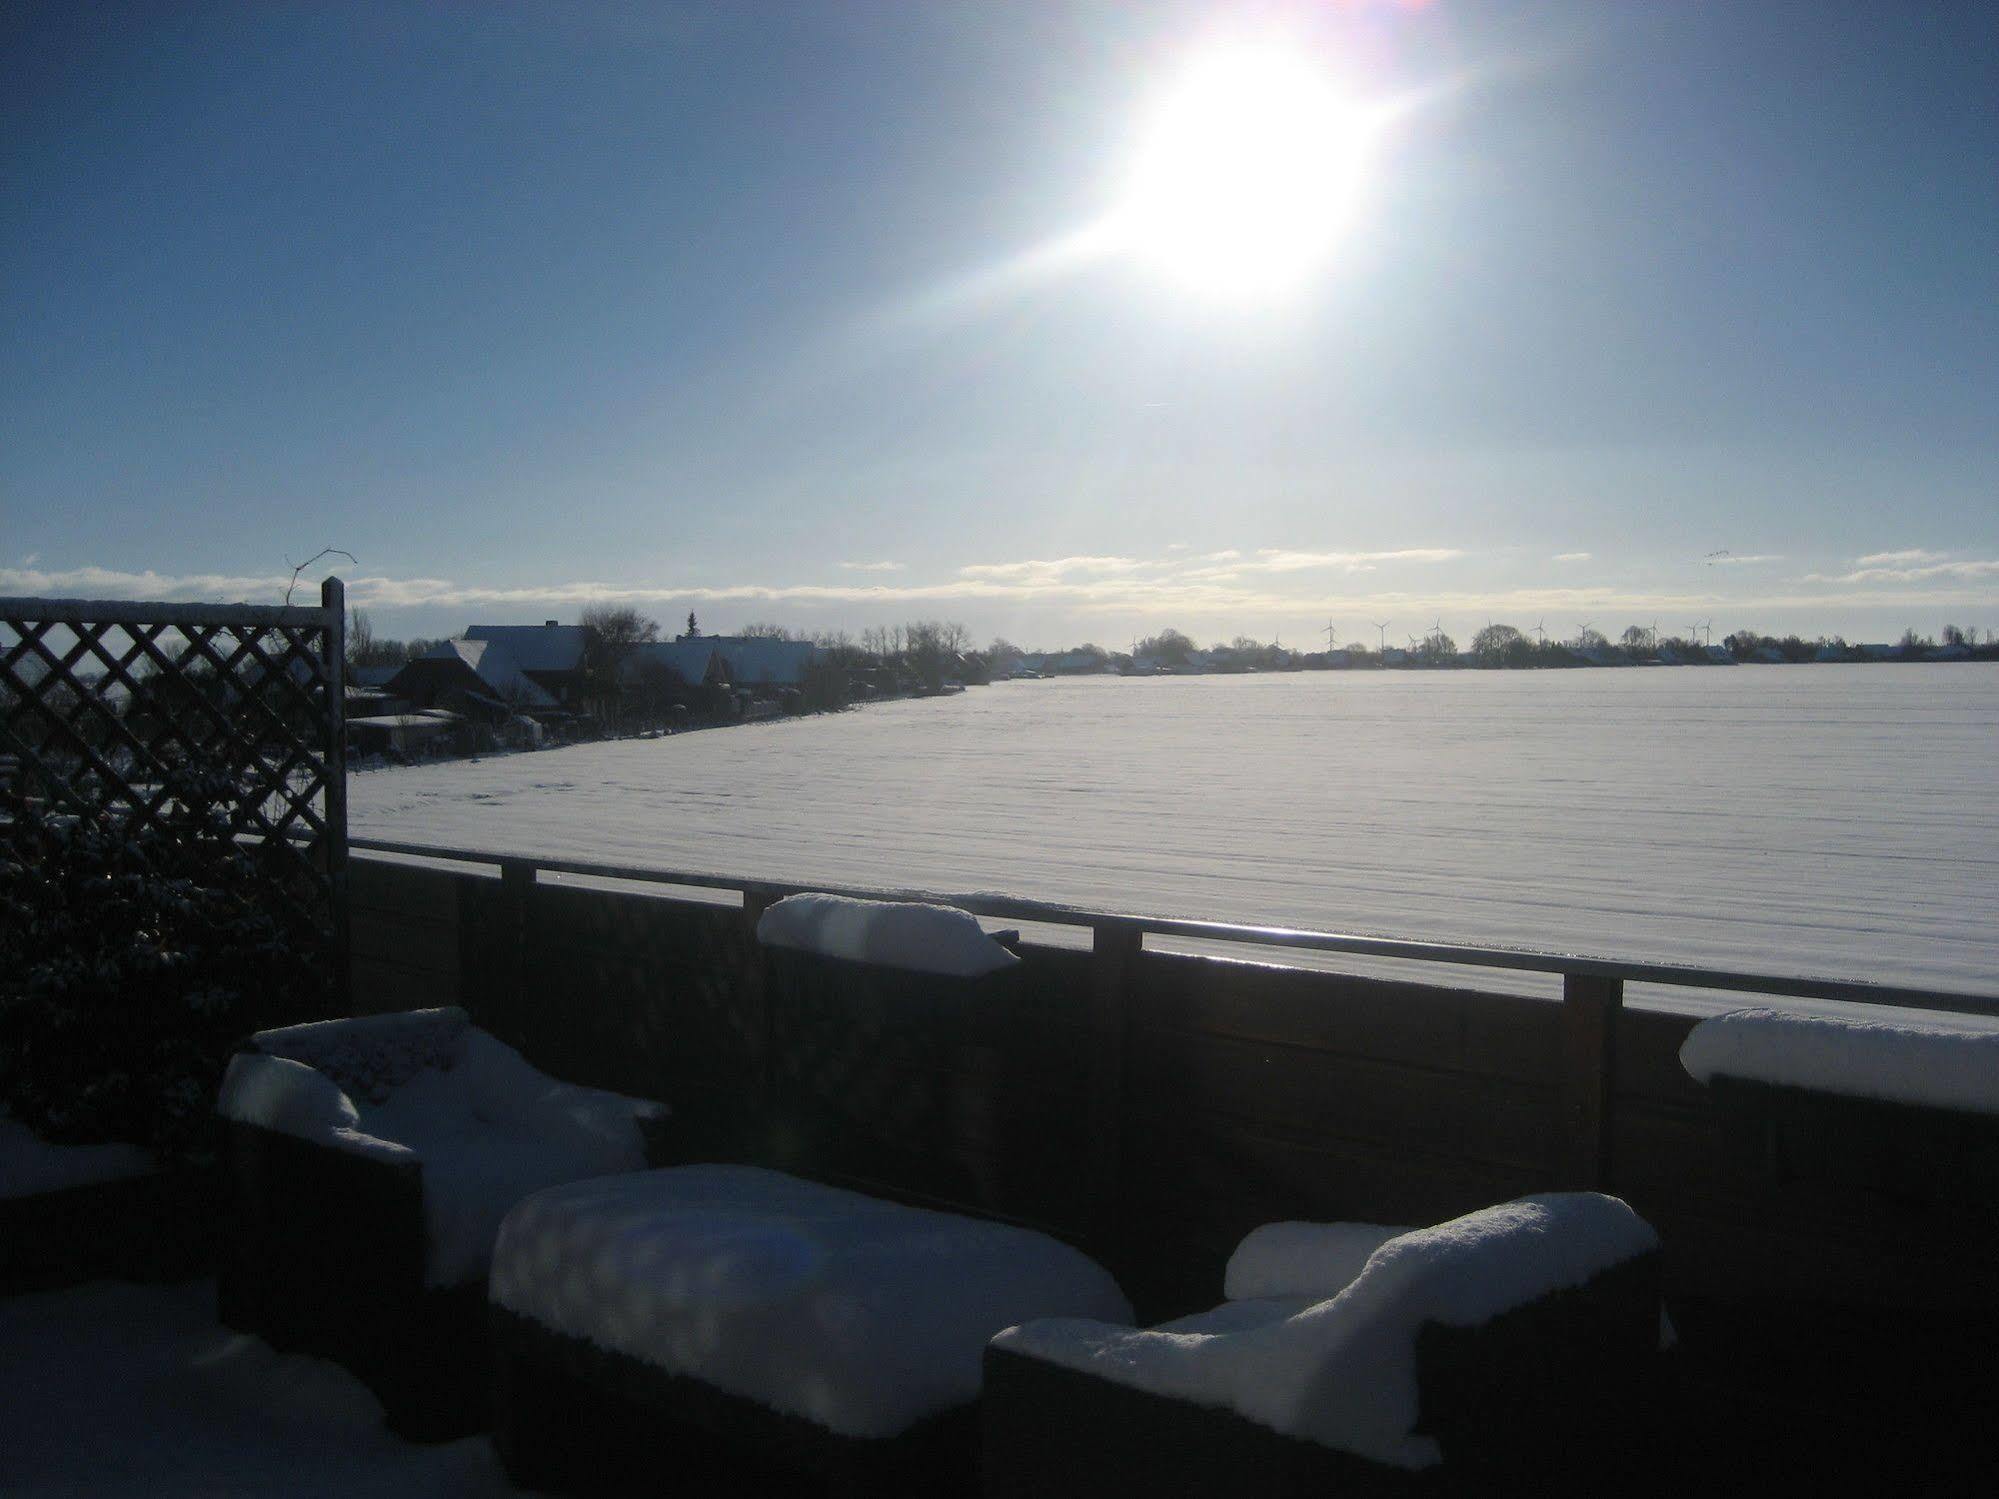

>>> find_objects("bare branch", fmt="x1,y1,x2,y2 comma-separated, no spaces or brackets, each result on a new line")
284,547,358,605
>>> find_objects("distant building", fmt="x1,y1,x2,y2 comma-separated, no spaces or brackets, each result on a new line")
385,638,558,726
461,622,591,705
622,635,816,692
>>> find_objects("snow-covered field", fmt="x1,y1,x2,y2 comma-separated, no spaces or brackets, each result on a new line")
352,667,1999,1003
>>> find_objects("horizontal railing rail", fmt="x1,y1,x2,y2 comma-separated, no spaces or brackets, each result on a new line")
0,596,342,630
348,834,1999,1020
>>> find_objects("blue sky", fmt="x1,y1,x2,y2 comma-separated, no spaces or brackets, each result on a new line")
4,1,1994,649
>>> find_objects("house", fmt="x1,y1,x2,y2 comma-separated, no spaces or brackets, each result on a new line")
461,622,592,706
385,639,559,726
706,637,815,687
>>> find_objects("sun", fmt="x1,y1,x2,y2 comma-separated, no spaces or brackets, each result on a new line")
1108,43,1380,302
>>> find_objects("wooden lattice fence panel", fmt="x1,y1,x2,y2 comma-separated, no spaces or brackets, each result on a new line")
0,581,349,1002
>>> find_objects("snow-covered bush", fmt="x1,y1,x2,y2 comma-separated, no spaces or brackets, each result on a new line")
0,781,329,1168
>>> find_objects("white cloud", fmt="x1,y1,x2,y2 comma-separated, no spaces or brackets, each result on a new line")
1552,552,1591,563
1854,548,1948,568
1804,558,1999,585
10,545,1992,634
838,560,905,572
956,555,1155,583
1707,554,1783,565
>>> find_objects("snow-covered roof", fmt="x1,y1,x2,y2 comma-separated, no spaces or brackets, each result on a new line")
622,639,723,686
462,623,589,673
347,713,459,731
709,636,815,685
420,639,556,708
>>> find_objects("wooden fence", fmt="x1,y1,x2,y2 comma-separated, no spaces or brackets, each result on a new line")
348,840,1998,1327
0,582,349,997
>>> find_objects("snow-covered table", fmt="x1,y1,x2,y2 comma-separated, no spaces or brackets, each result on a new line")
984,1195,1663,1496
487,1164,1129,1494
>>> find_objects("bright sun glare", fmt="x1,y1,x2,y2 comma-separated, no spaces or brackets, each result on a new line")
1110,43,1380,303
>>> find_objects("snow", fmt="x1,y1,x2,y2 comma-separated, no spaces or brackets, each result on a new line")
0,1114,151,1200
218,1016,659,1285
757,892,1020,977
1223,1220,1410,1302
350,669,1999,1004
489,1164,1131,1439
991,1193,1658,1469
0,1279,519,1497
1680,1006,1999,1113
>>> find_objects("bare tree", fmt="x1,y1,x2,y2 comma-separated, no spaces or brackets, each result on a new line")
581,606,660,723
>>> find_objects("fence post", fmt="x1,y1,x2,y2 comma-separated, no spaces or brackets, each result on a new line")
321,577,350,1014
741,890,777,1143
1560,972,1623,1190
1088,923,1141,1254
499,859,537,1049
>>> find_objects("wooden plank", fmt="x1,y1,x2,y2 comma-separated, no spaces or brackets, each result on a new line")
1612,1006,1707,1106
1560,973,1622,1189
1137,951,1562,1085
347,910,458,974
348,859,464,924
349,954,459,1013
1121,1112,1542,1243
1126,1029,1559,1172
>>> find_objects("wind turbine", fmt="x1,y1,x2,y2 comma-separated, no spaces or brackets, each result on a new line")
1576,621,1594,646
1322,620,1338,649
1532,618,1546,645
1372,620,1390,651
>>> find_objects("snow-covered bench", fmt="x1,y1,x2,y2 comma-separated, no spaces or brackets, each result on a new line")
487,1165,1130,1494
1680,1006,1999,1210
984,1194,1662,1496
216,1006,667,1438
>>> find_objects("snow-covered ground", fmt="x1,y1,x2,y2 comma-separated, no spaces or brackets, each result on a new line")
0,1280,517,1497
352,667,1999,1004
1,1114,151,1199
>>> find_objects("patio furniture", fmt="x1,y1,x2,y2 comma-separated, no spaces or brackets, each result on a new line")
983,1194,1663,1496
488,1164,1131,1496
751,892,1026,1208
216,1006,667,1439
1680,1006,1999,1212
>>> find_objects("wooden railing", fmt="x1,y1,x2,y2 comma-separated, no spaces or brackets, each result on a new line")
345,834,1998,1321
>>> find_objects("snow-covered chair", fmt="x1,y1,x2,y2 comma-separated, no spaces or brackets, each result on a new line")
1680,1007,1999,1212
984,1194,1662,1496
487,1164,1130,1495
216,1006,667,1438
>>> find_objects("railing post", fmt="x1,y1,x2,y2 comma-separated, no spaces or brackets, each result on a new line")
321,576,350,1014
1088,923,1141,1254
741,889,778,1132
499,859,537,1048
1560,972,1622,1190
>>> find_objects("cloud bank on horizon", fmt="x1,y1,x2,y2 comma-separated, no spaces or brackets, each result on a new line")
6,545,1994,648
